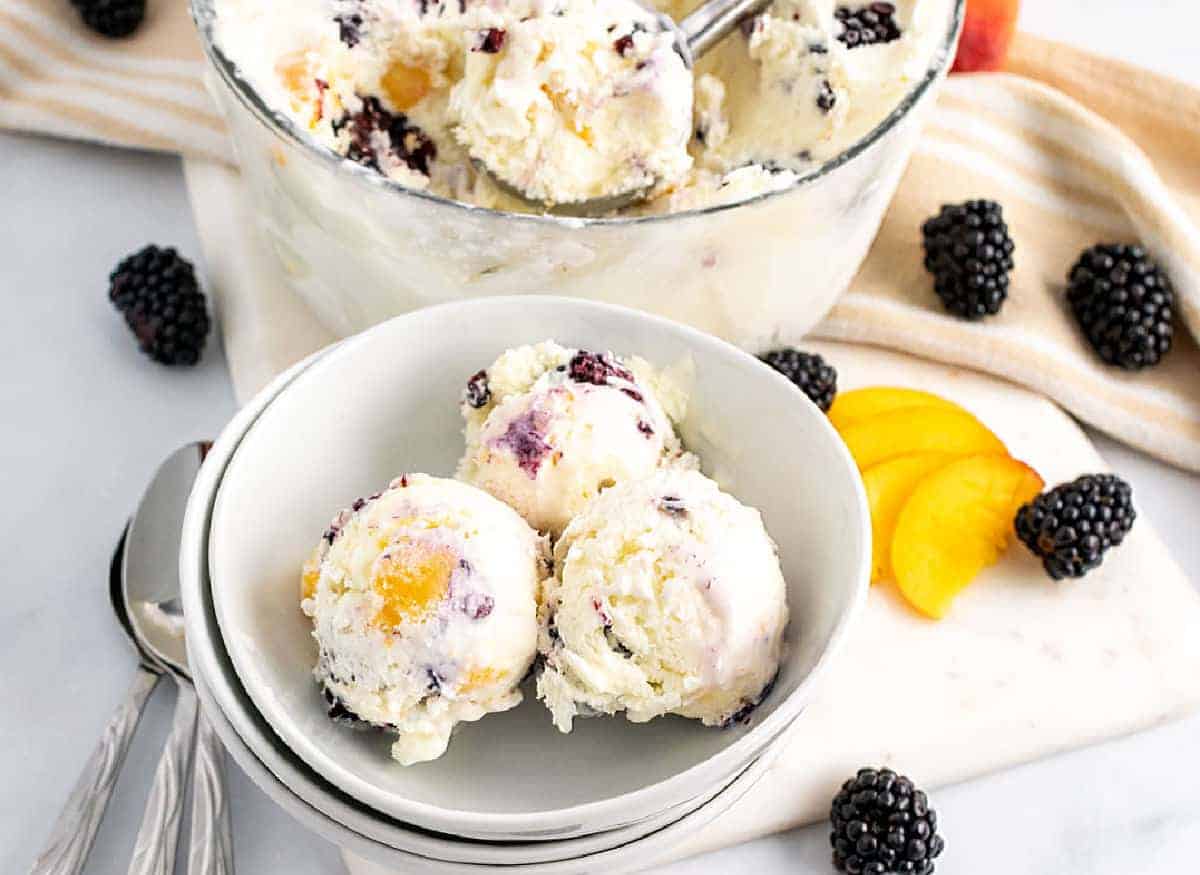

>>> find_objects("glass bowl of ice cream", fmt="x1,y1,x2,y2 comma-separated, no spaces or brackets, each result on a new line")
205,296,869,839
191,0,963,345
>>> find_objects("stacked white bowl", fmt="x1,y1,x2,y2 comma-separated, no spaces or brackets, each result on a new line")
179,297,870,873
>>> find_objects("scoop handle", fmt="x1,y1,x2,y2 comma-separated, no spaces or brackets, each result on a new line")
29,665,161,875
678,0,775,60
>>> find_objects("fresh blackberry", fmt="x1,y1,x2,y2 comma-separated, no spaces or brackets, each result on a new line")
817,79,838,113
921,200,1014,320
760,348,838,412
464,370,491,408
831,767,944,875
1066,244,1174,370
836,4,902,48
108,245,210,366
1015,474,1135,580
71,0,145,37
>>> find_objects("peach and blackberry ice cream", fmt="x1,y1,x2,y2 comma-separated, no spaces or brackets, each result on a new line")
300,473,547,765
212,0,955,213
456,341,694,536
449,1,694,206
537,467,788,731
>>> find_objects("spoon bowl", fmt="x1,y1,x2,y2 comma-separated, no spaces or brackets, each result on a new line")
124,442,209,678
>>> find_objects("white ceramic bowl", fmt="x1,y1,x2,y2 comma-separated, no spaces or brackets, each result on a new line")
193,665,787,874
180,358,774,865
205,296,869,840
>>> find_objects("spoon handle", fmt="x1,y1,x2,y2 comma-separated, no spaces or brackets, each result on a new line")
187,709,234,875
679,0,774,59
128,681,199,875
29,665,161,875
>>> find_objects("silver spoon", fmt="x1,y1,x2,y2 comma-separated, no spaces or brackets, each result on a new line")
475,0,774,216
123,442,233,875
28,532,164,875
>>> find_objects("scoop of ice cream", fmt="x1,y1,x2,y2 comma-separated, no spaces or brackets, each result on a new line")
301,473,546,765
457,341,692,535
449,0,694,206
688,0,954,175
537,468,788,731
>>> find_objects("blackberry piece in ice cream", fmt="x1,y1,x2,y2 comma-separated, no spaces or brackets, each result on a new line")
333,97,436,176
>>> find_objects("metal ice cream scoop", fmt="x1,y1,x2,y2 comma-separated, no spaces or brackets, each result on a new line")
475,0,774,216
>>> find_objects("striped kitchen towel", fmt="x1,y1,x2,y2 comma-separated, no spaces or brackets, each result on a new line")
3,2,1199,471
0,0,227,162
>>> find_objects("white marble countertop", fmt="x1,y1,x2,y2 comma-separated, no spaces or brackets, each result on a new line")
3,2,1199,873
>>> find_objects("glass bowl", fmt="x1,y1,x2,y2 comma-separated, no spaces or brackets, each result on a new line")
190,0,964,344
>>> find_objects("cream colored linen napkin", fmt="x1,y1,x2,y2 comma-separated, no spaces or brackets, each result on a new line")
0,0,228,161
4,3,1200,471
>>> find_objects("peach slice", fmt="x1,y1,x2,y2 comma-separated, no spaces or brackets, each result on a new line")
839,406,1007,471
828,387,961,432
892,455,1044,619
863,452,962,584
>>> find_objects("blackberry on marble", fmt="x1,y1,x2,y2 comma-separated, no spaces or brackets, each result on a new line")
831,767,944,875
1015,474,1135,580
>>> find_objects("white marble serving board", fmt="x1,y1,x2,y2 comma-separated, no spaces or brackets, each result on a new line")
655,339,1200,865
344,341,1200,875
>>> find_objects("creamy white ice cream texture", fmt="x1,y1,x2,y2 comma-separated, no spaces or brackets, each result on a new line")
537,467,789,731
457,341,694,536
214,0,954,213
450,1,694,205
301,473,547,765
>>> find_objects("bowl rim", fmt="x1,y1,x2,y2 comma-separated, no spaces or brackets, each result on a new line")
179,364,774,862
192,665,786,873
188,0,964,228
202,295,871,836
